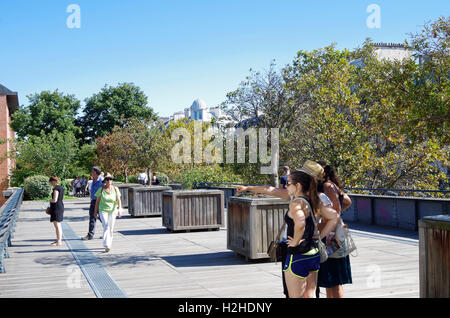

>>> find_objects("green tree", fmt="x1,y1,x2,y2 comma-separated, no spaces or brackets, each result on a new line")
130,118,173,185
283,42,448,191
74,143,98,174
95,123,139,183
10,90,81,139
283,45,369,186
221,62,298,186
405,16,449,144
10,130,79,186
77,83,158,143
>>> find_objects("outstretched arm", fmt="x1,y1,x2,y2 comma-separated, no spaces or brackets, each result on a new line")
234,185,290,201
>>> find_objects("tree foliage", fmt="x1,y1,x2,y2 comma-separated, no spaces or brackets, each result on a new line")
10,130,79,186
222,17,448,192
77,83,158,143
10,90,81,139
95,117,172,183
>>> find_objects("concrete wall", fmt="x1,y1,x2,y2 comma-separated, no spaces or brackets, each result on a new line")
342,194,450,231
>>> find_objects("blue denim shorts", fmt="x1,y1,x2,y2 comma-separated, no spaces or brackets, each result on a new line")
283,248,320,279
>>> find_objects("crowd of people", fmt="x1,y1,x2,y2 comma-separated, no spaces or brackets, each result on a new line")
48,167,122,253
71,175,93,198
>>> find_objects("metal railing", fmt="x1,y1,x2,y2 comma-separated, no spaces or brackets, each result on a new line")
345,188,449,198
194,182,449,198
0,188,24,273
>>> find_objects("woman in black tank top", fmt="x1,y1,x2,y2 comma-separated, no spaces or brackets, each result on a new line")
234,162,339,298
284,196,317,255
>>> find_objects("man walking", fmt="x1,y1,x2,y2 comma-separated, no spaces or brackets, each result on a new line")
82,166,104,240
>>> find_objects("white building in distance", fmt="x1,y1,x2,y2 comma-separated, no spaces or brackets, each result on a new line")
374,42,412,61
166,98,237,127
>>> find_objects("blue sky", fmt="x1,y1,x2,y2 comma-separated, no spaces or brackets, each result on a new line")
0,0,448,117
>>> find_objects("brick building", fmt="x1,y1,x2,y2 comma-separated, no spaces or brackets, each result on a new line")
0,84,18,206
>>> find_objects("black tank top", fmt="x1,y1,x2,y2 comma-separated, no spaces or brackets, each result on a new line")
284,196,317,254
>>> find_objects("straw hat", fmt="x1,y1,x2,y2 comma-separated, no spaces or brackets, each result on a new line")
298,160,324,182
103,173,114,181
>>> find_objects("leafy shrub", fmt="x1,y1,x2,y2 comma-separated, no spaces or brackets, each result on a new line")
60,179,72,197
127,175,139,184
156,172,169,186
114,175,125,182
113,175,138,183
24,175,52,200
182,165,244,189
10,169,36,187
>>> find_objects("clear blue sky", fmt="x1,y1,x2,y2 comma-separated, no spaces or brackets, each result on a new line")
0,0,448,117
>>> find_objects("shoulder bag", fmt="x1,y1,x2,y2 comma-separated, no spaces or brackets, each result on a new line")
294,197,328,263
267,220,286,262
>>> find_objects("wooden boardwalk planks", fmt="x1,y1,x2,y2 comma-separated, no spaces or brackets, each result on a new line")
0,198,420,298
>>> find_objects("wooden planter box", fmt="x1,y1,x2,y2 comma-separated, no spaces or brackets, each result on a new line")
162,190,224,232
419,215,450,298
201,186,237,209
128,186,172,217
168,183,183,190
116,183,144,208
227,196,289,261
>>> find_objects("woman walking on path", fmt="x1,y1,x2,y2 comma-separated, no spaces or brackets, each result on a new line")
316,161,353,298
86,176,93,196
94,173,122,253
234,166,338,298
49,176,64,246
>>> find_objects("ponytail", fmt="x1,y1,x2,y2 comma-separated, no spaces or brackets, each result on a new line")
308,177,321,217
290,170,321,217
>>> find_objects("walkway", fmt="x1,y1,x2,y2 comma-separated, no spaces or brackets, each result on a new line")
0,199,419,298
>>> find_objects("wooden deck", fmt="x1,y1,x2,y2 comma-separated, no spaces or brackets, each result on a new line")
0,198,419,298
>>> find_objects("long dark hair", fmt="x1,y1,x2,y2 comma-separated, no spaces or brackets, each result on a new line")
318,161,343,191
290,170,320,217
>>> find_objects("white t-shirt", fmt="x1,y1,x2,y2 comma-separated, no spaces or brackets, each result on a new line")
87,180,93,192
138,173,148,183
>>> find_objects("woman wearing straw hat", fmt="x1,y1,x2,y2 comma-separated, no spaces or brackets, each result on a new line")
316,161,353,298
233,161,339,298
93,173,122,253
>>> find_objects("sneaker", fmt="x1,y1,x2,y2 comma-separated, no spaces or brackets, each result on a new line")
99,236,103,239
104,247,110,253
81,235,93,241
